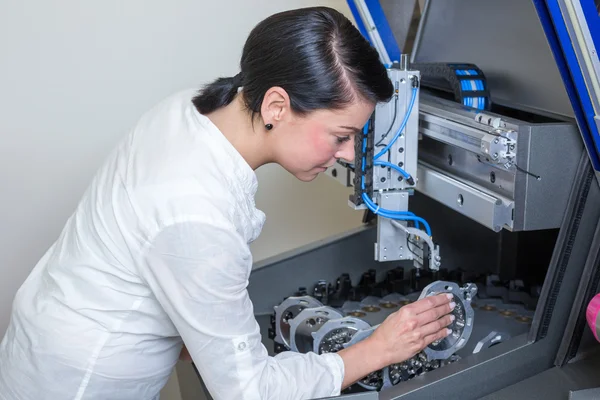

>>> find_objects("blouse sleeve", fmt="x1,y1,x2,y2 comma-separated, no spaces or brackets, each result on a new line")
139,220,345,400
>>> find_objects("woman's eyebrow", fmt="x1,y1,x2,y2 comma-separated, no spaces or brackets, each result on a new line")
338,126,362,135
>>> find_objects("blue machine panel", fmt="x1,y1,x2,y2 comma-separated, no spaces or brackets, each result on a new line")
346,0,402,64
533,0,600,172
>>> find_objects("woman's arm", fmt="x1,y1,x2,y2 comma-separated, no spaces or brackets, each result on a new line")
142,219,453,399
141,220,346,400
177,294,453,387
337,294,453,389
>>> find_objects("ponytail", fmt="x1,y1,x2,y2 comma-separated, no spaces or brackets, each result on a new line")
192,73,243,114
192,7,392,117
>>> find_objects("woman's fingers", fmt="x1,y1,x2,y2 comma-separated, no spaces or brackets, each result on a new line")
423,326,452,347
419,314,454,337
416,301,456,325
408,293,453,315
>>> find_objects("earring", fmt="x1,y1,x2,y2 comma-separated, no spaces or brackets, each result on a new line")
265,123,273,130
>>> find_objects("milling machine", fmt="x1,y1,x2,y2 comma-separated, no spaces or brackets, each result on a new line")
192,1,600,399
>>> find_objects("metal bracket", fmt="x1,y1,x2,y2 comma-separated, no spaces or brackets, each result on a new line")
374,192,410,262
418,281,478,360
391,220,441,271
472,331,512,354
273,296,323,349
480,129,517,165
311,316,371,355
288,306,343,354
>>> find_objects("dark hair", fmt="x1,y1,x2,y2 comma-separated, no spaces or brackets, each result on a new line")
192,6,393,119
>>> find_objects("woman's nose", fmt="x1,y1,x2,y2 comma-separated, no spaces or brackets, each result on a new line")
336,137,355,163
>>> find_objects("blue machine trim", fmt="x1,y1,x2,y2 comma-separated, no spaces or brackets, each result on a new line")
346,0,371,45
533,0,600,171
364,0,402,62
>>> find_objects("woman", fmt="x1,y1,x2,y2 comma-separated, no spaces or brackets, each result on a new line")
0,6,454,400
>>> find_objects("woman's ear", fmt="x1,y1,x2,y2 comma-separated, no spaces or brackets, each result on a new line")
260,86,291,125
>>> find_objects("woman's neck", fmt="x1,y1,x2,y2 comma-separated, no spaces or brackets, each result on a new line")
205,94,273,170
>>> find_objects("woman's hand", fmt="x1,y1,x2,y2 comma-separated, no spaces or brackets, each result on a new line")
368,293,455,366
338,293,455,389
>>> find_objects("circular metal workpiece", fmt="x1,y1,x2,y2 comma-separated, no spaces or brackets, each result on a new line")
346,311,367,318
381,293,407,304
360,296,382,306
379,301,398,309
384,353,461,387
288,306,344,353
378,293,406,310
515,315,533,324
417,281,478,360
343,327,385,391
312,317,371,354
498,304,520,318
274,296,323,349
361,306,381,313
385,352,428,386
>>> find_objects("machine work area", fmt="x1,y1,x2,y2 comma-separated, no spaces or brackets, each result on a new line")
192,1,600,399
268,273,533,394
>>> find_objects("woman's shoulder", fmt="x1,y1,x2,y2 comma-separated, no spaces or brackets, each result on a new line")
116,89,264,240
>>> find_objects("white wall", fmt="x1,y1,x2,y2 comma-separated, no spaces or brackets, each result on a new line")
0,1,364,397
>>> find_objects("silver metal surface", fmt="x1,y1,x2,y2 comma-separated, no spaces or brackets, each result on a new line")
570,387,600,400
273,296,323,349
330,85,581,233
512,122,582,231
417,281,477,360
389,220,440,271
472,331,512,354
372,69,420,192
288,306,343,353
376,192,439,269
367,67,426,263
384,353,461,389
479,131,516,166
418,110,497,156
374,192,409,262
416,162,514,232
416,93,582,232
410,0,574,118
559,0,600,114
420,107,517,171
312,316,371,355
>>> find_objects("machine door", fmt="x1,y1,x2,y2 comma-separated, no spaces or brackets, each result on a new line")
525,0,600,175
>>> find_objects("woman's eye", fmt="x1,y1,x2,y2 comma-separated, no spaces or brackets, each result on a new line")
336,136,351,144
